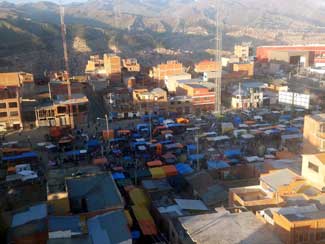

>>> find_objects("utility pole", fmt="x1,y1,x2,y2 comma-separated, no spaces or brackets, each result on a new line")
60,4,74,129
215,0,222,114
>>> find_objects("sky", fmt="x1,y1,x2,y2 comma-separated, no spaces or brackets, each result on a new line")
5,0,88,3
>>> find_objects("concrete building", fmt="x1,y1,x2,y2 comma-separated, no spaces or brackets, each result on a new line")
48,81,83,100
176,79,215,112
232,62,254,76
0,86,23,130
164,73,191,93
85,55,105,74
85,54,122,82
178,209,282,244
303,114,325,153
150,60,184,86
122,58,140,72
103,54,121,83
0,72,33,87
194,60,221,73
229,168,307,212
256,45,325,67
231,82,264,109
302,153,325,191
234,43,253,61
35,95,88,127
273,208,325,244
133,88,167,103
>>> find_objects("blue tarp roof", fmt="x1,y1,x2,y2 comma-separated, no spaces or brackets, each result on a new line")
159,140,173,145
132,133,141,138
65,150,87,156
87,139,100,147
187,144,197,151
3,151,38,161
224,149,241,158
285,127,300,133
112,149,122,154
167,123,184,128
131,230,141,239
188,154,204,161
136,123,149,130
109,138,126,143
233,116,242,125
207,161,230,170
112,172,125,180
176,163,194,175
279,115,291,120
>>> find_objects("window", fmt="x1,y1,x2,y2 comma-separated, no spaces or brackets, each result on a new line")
57,106,67,114
10,111,18,117
0,112,7,117
308,162,319,173
0,103,6,109
9,102,17,108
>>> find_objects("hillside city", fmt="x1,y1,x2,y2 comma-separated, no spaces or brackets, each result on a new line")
1,1,325,244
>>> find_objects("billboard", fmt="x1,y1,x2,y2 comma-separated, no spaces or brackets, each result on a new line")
278,91,310,109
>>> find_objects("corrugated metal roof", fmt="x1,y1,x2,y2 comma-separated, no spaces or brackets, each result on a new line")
66,174,123,212
87,210,131,244
11,203,47,228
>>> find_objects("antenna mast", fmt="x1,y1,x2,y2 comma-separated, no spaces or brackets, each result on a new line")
215,0,222,114
60,3,74,128
60,5,70,75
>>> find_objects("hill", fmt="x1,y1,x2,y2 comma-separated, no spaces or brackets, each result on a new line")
0,0,324,75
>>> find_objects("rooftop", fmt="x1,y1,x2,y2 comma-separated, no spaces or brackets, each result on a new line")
260,169,301,192
284,210,325,222
315,153,325,164
309,113,325,122
66,173,124,213
87,210,131,244
11,203,47,228
179,210,282,244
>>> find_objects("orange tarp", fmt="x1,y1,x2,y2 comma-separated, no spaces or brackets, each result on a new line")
92,157,108,165
162,165,178,176
102,130,114,140
244,120,256,125
146,160,163,167
1,148,31,154
176,118,189,124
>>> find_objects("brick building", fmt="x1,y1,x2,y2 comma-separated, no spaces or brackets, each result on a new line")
256,45,325,67
194,60,221,73
176,80,215,112
150,60,184,86
0,86,22,130
104,54,122,82
35,95,89,127
122,58,140,72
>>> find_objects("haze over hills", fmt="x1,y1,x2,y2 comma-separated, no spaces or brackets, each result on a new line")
0,0,325,75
